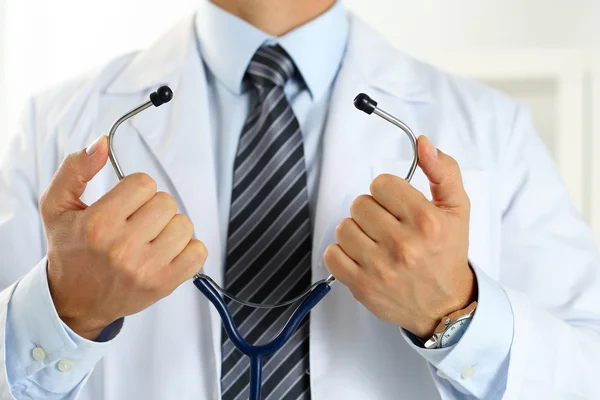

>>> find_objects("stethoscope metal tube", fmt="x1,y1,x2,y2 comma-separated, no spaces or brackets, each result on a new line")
107,86,173,180
353,93,419,182
105,87,418,400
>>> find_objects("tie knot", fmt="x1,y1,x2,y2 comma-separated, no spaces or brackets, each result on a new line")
246,45,296,88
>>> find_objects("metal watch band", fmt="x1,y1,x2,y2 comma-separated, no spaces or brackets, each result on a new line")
423,301,478,349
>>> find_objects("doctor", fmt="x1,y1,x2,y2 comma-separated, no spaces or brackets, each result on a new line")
1,0,599,399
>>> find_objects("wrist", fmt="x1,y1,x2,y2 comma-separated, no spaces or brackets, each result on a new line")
450,263,478,313
48,293,110,341
415,263,477,340
47,260,111,341
59,316,106,341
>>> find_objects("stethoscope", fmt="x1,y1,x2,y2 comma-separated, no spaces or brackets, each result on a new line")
107,87,418,400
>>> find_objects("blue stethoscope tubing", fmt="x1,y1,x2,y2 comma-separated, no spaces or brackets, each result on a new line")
194,276,331,400
106,87,418,400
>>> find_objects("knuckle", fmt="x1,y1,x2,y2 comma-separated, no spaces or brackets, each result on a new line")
398,242,421,268
335,218,353,237
107,244,127,266
163,242,204,284
83,212,107,245
155,192,178,213
370,252,387,271
370,173,394,193
123,268,152,290
463,193,471,212
417,210,442,238
323,244,346,277
153,190,171,202
172,214,194,236
350,195,371,216
62,153,79,175
129,173,157,194
106,240,135,266
189,239,208,262
372,260,395,283
323,244,339,266
447,155,460,171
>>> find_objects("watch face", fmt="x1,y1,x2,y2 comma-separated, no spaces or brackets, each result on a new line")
440,317,472,348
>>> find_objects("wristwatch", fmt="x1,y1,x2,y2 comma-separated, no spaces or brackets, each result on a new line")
423,301,478,349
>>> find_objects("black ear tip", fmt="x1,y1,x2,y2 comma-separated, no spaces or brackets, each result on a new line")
353,93,377,114
150,85,174,107
158,86,173,102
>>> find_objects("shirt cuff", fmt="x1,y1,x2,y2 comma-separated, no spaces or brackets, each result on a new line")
399,264,514,398
5,257,122,395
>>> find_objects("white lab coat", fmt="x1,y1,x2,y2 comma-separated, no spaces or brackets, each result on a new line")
1,13,599,400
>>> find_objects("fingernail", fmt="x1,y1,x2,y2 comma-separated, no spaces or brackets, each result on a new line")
86,136,103,156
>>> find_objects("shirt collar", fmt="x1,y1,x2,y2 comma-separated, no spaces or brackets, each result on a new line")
195,1,349,101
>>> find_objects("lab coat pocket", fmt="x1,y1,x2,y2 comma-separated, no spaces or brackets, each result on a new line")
372,159,495,276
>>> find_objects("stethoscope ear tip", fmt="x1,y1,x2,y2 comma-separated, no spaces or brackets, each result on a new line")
353,92,377,115
150,86,174,107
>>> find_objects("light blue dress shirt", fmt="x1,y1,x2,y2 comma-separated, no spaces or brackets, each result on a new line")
4,1,351,398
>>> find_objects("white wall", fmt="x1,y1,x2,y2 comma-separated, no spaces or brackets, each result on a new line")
345,0,600,53
0,0,599,241
0,0,200,151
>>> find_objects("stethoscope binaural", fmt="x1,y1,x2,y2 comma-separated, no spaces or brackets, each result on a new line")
106,87,418,400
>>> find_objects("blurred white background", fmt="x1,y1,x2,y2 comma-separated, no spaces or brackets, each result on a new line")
1,0,599,243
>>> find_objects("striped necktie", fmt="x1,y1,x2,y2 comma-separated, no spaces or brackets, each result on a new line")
220,45,312,400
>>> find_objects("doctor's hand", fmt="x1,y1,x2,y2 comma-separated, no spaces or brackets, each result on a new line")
324,136,476,339
39,136,208,341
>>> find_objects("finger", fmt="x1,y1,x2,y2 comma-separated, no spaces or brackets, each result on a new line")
350,195,401,246
369,173,430,221
40,136,109,219
162,239,208,287
335,218,377,267
126,192,179,243
323,243,361,289
88,172,157,221
417,135,468,212
149,214,194,266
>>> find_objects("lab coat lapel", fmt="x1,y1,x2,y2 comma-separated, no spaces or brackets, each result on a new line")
310,14,433,398
104,17,224,393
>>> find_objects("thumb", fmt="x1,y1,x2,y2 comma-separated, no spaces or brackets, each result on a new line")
416,135,468,212
41,136,109,217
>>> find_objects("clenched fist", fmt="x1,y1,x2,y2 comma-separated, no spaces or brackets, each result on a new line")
39,136,207,340
324,136,476,339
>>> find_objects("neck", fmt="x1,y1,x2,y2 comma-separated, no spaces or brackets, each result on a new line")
210,0,336,36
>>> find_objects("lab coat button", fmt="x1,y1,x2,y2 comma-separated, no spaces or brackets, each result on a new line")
57,359,72,372
32,347,46,361
436,369,449,380
461,366,475,380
